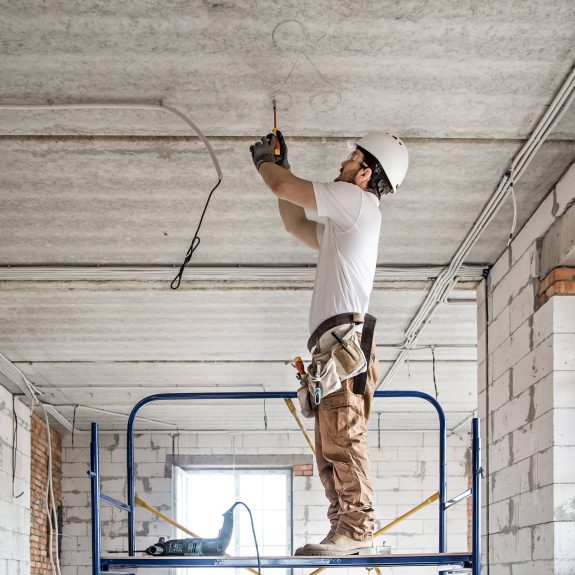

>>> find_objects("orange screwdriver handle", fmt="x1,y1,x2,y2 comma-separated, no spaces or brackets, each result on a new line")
273,102,281,156
293,356,306,376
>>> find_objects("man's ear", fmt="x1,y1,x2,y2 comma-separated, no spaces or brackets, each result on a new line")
357,167,372,186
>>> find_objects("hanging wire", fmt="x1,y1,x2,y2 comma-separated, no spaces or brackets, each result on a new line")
0,102,223,292
506,169,518,246
71,404,79,447
12,395,24,499
262,387,268,431
377,412,382,450
431,346,439,400
230,502,261,575
406,349,412,386
171,178,223,289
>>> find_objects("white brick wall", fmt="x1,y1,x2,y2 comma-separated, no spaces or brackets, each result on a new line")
0,384,31,575
61,426,471,574
477,162,575,574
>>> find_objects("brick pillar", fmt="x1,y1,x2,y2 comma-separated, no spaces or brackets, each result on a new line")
30,412,62,575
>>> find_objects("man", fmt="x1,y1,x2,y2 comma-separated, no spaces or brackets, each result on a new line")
250,131,408,555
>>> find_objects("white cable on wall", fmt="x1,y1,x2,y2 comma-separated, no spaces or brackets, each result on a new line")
378,63,575,390
0,352,61,575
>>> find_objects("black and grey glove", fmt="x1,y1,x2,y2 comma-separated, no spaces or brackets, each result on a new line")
274,129,290,170
250,135,275,172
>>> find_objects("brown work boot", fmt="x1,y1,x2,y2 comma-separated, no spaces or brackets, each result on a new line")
294,528,337,555
295,533,374,556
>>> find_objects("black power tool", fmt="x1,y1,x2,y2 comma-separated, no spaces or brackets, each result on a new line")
145,503,236,556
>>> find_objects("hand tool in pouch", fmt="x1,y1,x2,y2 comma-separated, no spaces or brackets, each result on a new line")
314,361,322,405
292,356,306,381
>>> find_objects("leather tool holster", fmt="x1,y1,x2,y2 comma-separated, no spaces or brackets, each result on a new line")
297,312,377,416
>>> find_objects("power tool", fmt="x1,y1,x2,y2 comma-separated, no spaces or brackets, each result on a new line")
145,503,236,556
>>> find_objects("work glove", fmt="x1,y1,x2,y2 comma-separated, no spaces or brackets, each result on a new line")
250,135,275,172
273,129,290,170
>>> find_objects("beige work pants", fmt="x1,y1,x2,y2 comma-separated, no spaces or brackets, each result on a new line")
314,344,379,540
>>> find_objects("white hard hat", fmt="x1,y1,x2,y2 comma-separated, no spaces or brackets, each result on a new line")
354,132,409,193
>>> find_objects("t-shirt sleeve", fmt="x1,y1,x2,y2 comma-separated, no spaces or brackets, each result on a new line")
313,182,363,232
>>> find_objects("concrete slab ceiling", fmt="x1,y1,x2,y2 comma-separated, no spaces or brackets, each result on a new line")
0,0,574,431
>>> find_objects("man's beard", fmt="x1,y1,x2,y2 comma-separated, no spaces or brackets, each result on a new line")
334,166,360,184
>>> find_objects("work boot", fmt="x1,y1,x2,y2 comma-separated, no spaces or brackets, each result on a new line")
295,533,374,556
294,528,337,555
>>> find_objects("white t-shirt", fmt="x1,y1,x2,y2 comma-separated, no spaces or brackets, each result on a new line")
309,181,382,334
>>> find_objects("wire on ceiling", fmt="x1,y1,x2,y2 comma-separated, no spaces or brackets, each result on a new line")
0,101,223,289
377,63,575,390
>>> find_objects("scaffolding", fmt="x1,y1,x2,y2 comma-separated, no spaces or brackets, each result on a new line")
89,390,482,573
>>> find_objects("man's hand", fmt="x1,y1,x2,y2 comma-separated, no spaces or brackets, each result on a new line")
274,130,290,170
250,135,275,172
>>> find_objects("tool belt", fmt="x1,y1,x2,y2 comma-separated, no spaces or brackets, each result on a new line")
297,312,377,418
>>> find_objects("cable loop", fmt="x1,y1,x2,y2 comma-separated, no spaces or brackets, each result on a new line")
171,178,222,289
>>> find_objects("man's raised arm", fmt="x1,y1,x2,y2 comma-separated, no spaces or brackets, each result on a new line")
251,133,319,250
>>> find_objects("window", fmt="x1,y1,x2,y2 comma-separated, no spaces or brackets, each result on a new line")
174,467,292,575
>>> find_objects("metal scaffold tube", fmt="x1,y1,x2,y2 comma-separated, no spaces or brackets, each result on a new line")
90,423,101,575
87,389,477,572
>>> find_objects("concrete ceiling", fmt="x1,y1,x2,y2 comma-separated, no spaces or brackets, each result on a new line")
0,0,574,434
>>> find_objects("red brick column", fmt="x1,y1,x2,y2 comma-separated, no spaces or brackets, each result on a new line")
30,412,62,575
293,464,313,476
537,267,575,308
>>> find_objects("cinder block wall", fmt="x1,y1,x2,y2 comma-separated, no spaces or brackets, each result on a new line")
0,385,31,575
60,428,470,575
476,162,575,574
30,412,62,575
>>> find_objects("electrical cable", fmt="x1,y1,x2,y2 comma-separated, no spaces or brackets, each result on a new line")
483,271,491,571
41,403,62,575
12,395,24,499
262,386,268,431
0,101,224,290
71,404,78,447
431,347,439,400
0,352,61,575
377,63,575,390
170,177,222,289
506,169,517,246
229,502,261,575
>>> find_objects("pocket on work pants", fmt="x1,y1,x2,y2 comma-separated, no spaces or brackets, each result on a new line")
319,390,366,444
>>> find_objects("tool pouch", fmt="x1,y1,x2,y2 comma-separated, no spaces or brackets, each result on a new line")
296,357,341,418
296,324,367,417
297,374,314,419
325,324,367,380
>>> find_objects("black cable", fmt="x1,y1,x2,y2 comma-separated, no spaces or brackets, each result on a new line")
230,501,261,575
263,391,268,431
12,395,24,499
72,404,79,447
431,346,439,399
171,178,223,289
483,267,491,571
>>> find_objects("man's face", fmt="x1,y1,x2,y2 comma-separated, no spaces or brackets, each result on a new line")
334,149,368,184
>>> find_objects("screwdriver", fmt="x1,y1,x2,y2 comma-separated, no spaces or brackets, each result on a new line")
294,356,306,376
272,98,281,156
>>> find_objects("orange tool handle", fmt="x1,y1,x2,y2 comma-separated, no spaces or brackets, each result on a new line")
273,103,281,156
293,356,306,376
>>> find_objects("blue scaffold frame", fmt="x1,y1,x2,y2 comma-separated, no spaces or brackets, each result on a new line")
89,390,482,574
